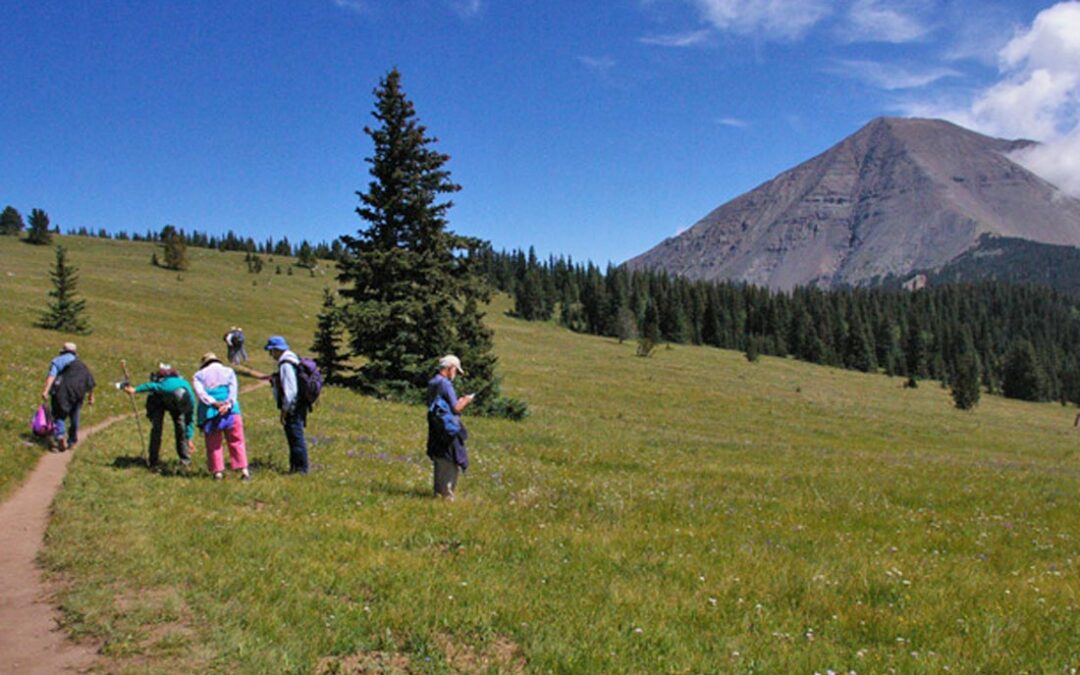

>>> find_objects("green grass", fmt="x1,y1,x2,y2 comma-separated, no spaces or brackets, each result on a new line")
4,235,1078,672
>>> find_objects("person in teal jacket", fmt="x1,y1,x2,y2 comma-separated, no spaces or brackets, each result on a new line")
124,364,196,467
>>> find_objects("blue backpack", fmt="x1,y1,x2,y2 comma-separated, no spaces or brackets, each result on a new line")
428,397,462,438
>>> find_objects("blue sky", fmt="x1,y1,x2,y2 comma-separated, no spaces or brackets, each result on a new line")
2,1,1078,265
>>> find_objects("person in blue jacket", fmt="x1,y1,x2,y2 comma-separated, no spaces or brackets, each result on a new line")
426,355,474,499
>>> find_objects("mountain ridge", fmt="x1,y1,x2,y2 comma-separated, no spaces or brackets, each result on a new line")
626,117,1080,290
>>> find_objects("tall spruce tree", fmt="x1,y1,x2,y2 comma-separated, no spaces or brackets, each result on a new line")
311,288,348,385
1002,339,1047,401
26,208,52,245
1,205,24,236
159,225,190,270
338,69,515,412
37,245,91,334
951,351,982,410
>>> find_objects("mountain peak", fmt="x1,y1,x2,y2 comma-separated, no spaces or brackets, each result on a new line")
626,118,1080,290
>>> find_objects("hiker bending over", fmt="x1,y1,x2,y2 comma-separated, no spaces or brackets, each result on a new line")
41,342,95,451
123,364,196,467
224,326,247,365
193,352,250,481
265,336,310,474
426,355,474,499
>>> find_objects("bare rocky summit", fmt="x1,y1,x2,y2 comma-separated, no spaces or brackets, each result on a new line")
626,117,1080,290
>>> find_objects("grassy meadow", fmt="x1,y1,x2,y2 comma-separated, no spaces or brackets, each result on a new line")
2,235,1078,672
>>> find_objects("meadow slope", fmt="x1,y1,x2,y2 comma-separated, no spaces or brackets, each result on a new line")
2,235,1077,672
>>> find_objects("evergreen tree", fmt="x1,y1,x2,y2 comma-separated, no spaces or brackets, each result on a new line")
0,205,24,236
951,351,982,410
159,225,190,270
297,241,317,269
337,69,514,412
614,305,638,343
1002,339,1047,401
311,288,348,385
26,208,52,245
637,302,661,357
37,245,90,334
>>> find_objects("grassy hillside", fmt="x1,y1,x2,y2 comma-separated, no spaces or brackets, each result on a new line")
0,235,330,498
3,235,1077,672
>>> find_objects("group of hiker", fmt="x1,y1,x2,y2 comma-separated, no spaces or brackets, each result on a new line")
36,337,474,498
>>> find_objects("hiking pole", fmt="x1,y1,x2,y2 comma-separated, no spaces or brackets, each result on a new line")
120,359,147,466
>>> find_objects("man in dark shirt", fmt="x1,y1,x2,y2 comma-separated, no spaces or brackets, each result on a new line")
41,342,95,451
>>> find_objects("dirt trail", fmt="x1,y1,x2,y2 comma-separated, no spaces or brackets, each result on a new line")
0,415,122,674
0,380,268,674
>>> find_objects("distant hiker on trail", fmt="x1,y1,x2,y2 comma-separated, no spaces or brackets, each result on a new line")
123,364,196,468
40,342,95,452
224,326,248,365
193,352,250,481
265,336,314,475
426,355,474,499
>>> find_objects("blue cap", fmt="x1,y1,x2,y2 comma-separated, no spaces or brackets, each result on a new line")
264,335,290,351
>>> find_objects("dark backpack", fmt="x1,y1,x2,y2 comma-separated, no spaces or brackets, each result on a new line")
232,330,245,347
280,357,322,411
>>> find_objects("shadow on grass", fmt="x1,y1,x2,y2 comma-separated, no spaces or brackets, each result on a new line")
111,455,205,479
369,480,431,499
19,431,53,451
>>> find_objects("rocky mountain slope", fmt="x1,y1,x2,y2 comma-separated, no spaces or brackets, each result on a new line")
626,117,1080,290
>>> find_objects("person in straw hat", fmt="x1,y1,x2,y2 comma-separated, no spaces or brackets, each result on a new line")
192,351,250,480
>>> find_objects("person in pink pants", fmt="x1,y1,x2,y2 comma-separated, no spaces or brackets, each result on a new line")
192,352,250,481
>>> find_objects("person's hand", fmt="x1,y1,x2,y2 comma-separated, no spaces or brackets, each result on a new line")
123,385,135,395
216,401,231,415
41,392,48,401
87,394,94,406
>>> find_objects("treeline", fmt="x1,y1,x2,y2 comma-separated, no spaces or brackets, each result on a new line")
61,222,345,262
477,247,1080,405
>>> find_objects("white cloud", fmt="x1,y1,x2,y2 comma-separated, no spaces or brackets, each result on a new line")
833,59,960,90
447,0,482,18
839,0,932,44
688,0,833,41
578,56,617,76
639,29,712,47
716,117,749,128
332,0,367,13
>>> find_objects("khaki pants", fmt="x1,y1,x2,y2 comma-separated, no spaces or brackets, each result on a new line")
433,457,460,498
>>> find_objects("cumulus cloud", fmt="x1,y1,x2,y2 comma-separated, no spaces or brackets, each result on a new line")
688,0,832,41
716,117,749,128
833,59,960,90
639,29,712,47
839,0,932,44
913,2,1080,196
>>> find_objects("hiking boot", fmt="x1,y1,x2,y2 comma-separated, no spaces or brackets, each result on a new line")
240,470,251,482
213,472,224,481
57,437,69,452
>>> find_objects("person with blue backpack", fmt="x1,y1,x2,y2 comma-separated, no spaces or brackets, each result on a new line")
265,335,321,475
426,355,474,499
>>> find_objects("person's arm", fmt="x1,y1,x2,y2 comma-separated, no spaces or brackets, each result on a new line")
281,362,298,413
192,371,217,406
41,375,56,400
225,369,239,412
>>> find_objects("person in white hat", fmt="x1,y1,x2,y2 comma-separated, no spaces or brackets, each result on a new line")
40,342,95,451
192,351,250,480
425,355,475,499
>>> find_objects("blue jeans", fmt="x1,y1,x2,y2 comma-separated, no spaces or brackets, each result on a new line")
53,401,82,445
283,412,308,474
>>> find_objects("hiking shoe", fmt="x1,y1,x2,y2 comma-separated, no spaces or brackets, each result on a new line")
57,437,69,452
240,470,251,482
213,472,224,481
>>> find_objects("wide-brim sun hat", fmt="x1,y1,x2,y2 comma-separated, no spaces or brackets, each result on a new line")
200,352,222,368
60,342,77,354
264,335,290,351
